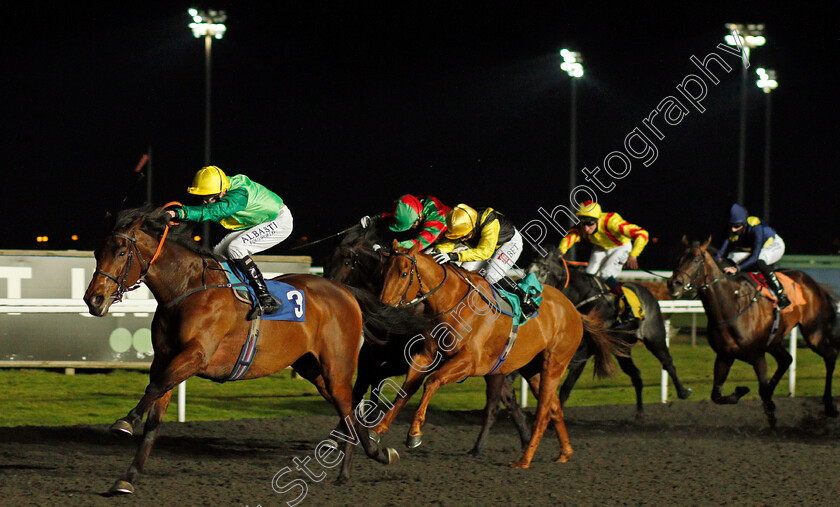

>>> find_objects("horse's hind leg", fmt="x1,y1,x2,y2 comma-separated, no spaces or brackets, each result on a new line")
558,347,590,407
820,352,839,418
468,375,505,456
616,355,645,420
642,333,692,399
802,325,839,417
499,374,531,450
711,354,749,404
108,391,172,495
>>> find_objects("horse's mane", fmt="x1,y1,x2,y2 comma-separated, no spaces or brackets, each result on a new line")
114,204,218,258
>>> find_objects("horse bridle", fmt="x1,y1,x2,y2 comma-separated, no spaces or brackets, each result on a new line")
672,249,723,294
94,226,170,304
390,251,448,307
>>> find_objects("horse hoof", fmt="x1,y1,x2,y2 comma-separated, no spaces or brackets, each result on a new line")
322,438,339,450
386,447,400,465
734,386,750,398
555,454,571,463
109,480,134,495
110,420,133,436
405,434,422,449
467,448,481,457
368,430,380,444
510,459,530,469
678,388,693,400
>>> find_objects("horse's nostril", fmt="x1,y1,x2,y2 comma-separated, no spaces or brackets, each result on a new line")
92,295,104,307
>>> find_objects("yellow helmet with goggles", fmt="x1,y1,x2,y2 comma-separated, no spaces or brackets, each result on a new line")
445,204,478,239
187,166,230,196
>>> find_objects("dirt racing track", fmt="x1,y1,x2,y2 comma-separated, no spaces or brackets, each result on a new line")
1,397,839,506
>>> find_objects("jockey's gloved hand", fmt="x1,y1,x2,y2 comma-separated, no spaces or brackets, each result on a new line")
433,251,457,264
371,243,383,252
360,216,373,228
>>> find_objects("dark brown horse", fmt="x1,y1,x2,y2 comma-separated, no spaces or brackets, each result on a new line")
668,237,840,427
371,241,624,467
83,206,421,494
528,252,692,417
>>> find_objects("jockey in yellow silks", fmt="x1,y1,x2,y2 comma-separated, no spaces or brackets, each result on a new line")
432,204,538,315
558,201,649,330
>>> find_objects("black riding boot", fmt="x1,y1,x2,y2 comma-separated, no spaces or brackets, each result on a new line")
494,276,538,316
605,276,640,331
232,256,281,320
758,260,791,309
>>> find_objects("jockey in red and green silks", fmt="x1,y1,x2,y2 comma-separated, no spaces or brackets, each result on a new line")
360,194,450,249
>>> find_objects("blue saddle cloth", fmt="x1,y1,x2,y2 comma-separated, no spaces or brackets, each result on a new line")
222,261,306,322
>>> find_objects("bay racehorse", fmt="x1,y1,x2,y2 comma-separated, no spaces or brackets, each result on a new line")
83,206,427,494
668,236,840,427
528,252,692,417
372,241,626,467
324,226,532,453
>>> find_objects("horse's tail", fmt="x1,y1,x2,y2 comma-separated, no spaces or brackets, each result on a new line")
580,310,630,379
344,285,434,346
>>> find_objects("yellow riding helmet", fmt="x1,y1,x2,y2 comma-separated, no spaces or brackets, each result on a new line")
445,204,478,239
187,166,230,195
576,200,601,219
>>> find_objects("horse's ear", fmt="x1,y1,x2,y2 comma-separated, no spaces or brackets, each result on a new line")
391,239,400,250
104,211,115,232
701,235,713,249
408,242,422,255
680,235,689,247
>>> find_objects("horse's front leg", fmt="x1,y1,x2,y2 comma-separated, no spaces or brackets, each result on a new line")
112,341,211,435
751,354,778,428
108,391,172,495
370,350,434,439
405,353,472,449
710,354,749,404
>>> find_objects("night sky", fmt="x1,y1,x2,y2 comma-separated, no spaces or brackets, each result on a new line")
4,2,837,269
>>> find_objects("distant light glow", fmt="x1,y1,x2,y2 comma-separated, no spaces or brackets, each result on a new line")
71,235,79,241
193,235,202,242
559,48,584,78
725,23,766,48
188,8,227,39
756,68,778,93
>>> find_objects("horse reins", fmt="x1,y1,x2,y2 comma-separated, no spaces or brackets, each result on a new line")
94,202,180,304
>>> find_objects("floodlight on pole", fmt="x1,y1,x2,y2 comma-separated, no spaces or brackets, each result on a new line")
188,7,227,248
725,23,765,206
755,68,777,221
560,49,583,261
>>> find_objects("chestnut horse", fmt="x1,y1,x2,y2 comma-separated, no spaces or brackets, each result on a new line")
324,227,532,454
83,207,420,494
668,237,840,427
372,241,624,467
